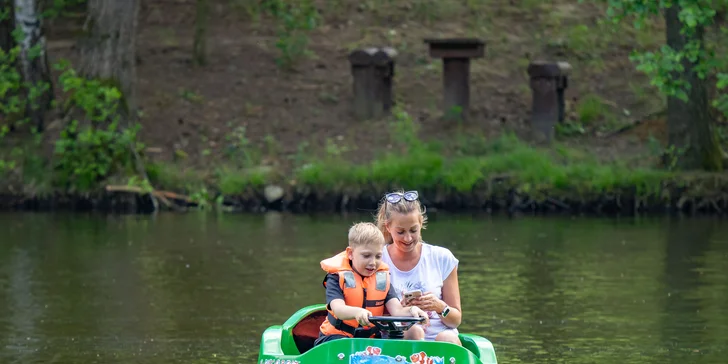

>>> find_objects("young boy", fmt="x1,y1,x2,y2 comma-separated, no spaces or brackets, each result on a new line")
314,222,428,346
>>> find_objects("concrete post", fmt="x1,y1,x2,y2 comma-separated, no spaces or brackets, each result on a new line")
424,38,486,120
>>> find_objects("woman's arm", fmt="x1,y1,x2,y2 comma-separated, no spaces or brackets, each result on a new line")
408,267,462,329
436,267,462,328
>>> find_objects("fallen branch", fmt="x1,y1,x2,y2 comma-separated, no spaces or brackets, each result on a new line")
104,185,195,210
600,109,667,138
105,184,172,208
546,197,570,210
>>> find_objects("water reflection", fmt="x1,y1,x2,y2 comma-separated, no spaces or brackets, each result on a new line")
520,224,566,362
0,213,726,363
656,218,712,363
5,248,41,363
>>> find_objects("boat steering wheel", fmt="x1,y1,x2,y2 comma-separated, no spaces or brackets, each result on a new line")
367,316,425,339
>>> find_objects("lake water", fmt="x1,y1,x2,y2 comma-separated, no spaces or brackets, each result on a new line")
0,212,726,363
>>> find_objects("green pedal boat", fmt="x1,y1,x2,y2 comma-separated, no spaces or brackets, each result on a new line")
257,304,498,364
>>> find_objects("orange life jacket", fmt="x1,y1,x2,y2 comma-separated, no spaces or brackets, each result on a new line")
318,251,390,337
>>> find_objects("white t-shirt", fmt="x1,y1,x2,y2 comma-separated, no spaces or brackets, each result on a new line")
382,242,459,341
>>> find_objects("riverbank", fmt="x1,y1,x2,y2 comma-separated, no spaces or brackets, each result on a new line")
3,173,728,216
4,1,728,216
2,132,728,216
3,174,728,216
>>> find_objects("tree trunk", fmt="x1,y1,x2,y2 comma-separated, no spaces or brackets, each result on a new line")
1,0,14,52
76,0,158,212
193,0,208,66
78,0,140,115
664,4,723,171
14,0,53,132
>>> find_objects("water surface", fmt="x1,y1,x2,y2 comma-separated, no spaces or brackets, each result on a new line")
0,212,726,363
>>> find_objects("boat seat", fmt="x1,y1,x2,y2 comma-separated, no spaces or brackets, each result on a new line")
291,310,328,354
290,307,391,354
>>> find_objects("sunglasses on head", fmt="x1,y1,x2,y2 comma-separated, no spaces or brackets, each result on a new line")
385,191,419,204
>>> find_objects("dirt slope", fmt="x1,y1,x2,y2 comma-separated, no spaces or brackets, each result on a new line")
44,0,672,173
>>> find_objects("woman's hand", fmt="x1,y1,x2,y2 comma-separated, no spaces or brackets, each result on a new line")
409,291,446,313
408,306,430,326
355,308,372,327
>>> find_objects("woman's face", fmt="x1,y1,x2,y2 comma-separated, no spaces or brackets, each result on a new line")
386,211,422,253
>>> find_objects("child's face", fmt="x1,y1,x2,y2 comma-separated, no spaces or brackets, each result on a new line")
347,243,384,277
386,211,422,253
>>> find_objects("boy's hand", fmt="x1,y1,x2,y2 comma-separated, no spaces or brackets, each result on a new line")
408,306,430,326
355,308,372,327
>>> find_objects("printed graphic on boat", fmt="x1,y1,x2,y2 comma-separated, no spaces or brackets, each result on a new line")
349,346,444,364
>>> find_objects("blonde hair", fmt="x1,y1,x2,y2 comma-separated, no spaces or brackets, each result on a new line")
348,222,386,247
375,190,427,244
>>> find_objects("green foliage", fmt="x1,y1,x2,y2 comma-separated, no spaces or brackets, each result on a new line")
41,0,88,19
295,136,356,189
217,166,268,195
1,40,134,191
1,0,74,180
0,46,23,121
555,121,586,137
224,125,261,167
291,129,669,198
216,127,279,196
127,175,154,193
1,36,52,119
715,73,728,116
554,94,610,137
390,106,425,153
585,0,728,171
232,0,320,67
0,6,9,22
576,94,607,125
146,162,207,194
259,0,320,69
287,108,666,198
0,41,53,178
596,0,726,110
52,61,142,191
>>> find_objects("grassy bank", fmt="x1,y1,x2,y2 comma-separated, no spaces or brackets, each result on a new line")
3,108,728,215
4,1,728,214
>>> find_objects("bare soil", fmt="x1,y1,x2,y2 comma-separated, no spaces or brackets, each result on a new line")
42,0,675,176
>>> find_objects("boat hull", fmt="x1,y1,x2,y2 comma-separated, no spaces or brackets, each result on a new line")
257,304,498,364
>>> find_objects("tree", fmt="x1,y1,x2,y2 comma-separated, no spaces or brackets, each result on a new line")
14,0,53,132
598,0,727,171
1,1,16,127
72,0,159,210
77,0,140,114
1,0,14,52
193,0,209,66
662,3,723,170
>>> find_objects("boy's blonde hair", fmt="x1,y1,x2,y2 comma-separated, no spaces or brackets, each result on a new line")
348,222,385,247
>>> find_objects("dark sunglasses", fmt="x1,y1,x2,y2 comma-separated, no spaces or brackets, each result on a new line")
385,191,419,204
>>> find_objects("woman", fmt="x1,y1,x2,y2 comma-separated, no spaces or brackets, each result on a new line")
375,190,462,345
